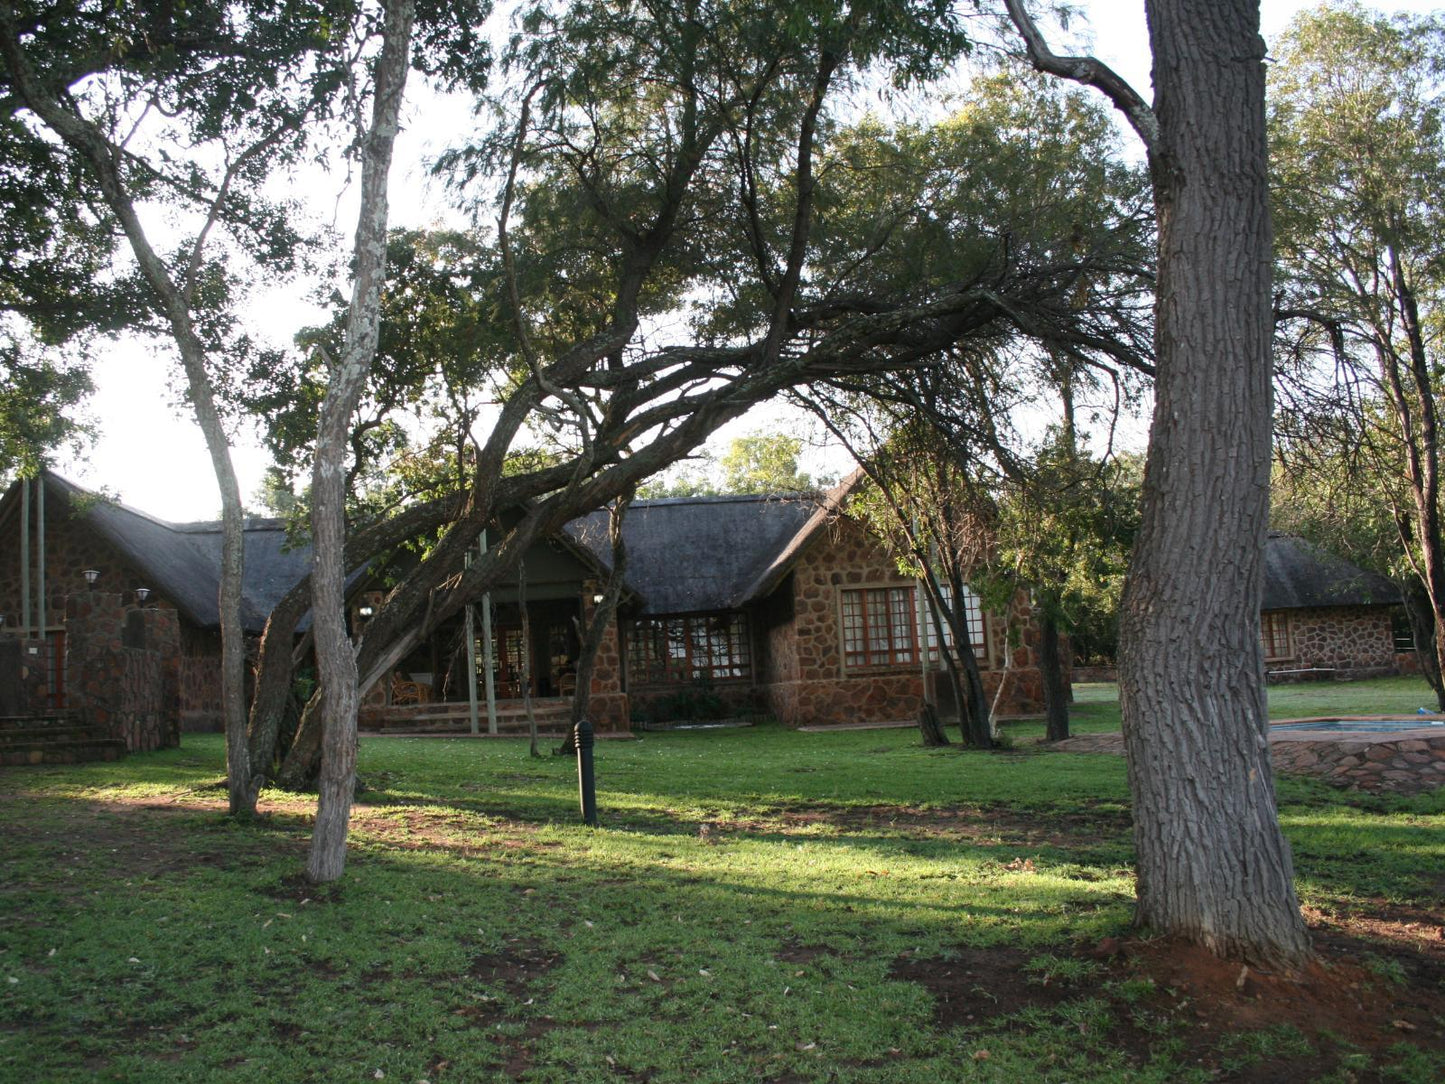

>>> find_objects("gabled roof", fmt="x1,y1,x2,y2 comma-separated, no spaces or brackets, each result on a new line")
566,493,821,615
2,472,312,633
1263,532,1401,610
564,473,863,615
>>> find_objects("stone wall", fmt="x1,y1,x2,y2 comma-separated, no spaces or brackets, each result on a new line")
1273,606,1398,677
1269,730,1445,796
580,583,629,731
762,516,1047,727
179,625,225,732
64,591,180,752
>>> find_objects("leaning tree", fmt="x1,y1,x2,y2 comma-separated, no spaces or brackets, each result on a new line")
240,0,1156,887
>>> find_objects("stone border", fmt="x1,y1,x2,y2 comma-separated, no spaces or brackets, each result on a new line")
1047,719,1445,796
1266,717,1445,796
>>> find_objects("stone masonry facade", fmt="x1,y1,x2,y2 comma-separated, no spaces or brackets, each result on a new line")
65,590,181,753
580,581,629,731
1266,605,1398,677
1,496,224,726
758,516,1046,727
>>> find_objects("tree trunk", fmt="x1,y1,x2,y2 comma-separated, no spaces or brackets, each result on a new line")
1401,578,1443,706
1117,0,1310,969
516,560,542,758
306,0,413,884
0,26,256,814
1040,607,1070,742
558,496,632,756
917,701,949,746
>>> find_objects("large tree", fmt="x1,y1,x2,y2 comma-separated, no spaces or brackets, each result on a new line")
307,0,415,883
1270,2,1445,709
1008,0,1313,968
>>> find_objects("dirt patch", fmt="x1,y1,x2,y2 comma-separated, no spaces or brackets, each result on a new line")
892,944,1079,1030
259,871,342,905
466,938,564,1003
894,931,1445,1082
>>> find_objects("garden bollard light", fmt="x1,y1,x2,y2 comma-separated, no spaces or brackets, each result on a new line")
576,719,599,827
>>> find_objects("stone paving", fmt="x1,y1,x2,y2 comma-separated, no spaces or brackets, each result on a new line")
1049,722,1445,797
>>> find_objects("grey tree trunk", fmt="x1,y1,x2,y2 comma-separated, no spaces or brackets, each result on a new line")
1115,0,1310,968
306,0,414,884
517,562,541,759
558,496,632,756
1009,0,1312,971
1039,607,1069,742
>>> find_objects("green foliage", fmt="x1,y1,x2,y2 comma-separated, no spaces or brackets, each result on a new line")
0,336,92,478
244,229,511,513
1268,2,1445,702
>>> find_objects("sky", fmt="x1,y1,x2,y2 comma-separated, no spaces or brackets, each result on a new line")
48,0,1441,522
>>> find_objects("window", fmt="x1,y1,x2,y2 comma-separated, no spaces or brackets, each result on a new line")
1391,608,1416,652
1261,611,1291,660
628,612,752,683
841,586,917,668
922,583,987,659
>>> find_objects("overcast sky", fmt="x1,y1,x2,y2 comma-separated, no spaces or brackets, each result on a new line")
52,1,1441,521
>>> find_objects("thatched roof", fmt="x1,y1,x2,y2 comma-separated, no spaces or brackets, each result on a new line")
1263,532,1400,610
3,472,313,633
566,493,823,614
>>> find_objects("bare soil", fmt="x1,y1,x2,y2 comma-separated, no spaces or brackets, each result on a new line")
894,926,1445,1082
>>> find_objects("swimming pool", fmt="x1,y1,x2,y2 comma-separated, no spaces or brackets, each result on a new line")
1271,718,1445,733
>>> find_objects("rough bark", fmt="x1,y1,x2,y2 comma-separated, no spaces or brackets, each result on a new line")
306,0,413,884
1115,0,1310,968
917,702,949,747
1012,0,1311,969
1040,608,1070,742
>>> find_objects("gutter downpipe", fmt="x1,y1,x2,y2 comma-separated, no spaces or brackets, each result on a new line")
481,530,497,735
19,479,31,637
36,476,46,637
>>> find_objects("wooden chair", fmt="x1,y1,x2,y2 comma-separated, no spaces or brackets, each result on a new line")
391,673,430,705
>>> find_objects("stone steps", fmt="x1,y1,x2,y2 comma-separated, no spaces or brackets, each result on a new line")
360,701,575,737
0,712,127,767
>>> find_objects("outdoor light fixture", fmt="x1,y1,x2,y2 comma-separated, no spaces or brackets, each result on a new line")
82,569,100,585
359,605,375,618
135,587,151,603
592,593,605,605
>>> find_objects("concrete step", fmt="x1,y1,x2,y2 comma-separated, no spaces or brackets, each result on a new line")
0,739,127,767
0,724,114,746
0,712,83,732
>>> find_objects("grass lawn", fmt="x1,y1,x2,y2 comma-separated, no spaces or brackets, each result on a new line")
1,678,1442,1082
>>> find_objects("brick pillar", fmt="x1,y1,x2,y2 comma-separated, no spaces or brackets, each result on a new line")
580,581,630,731
65,591,182,752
